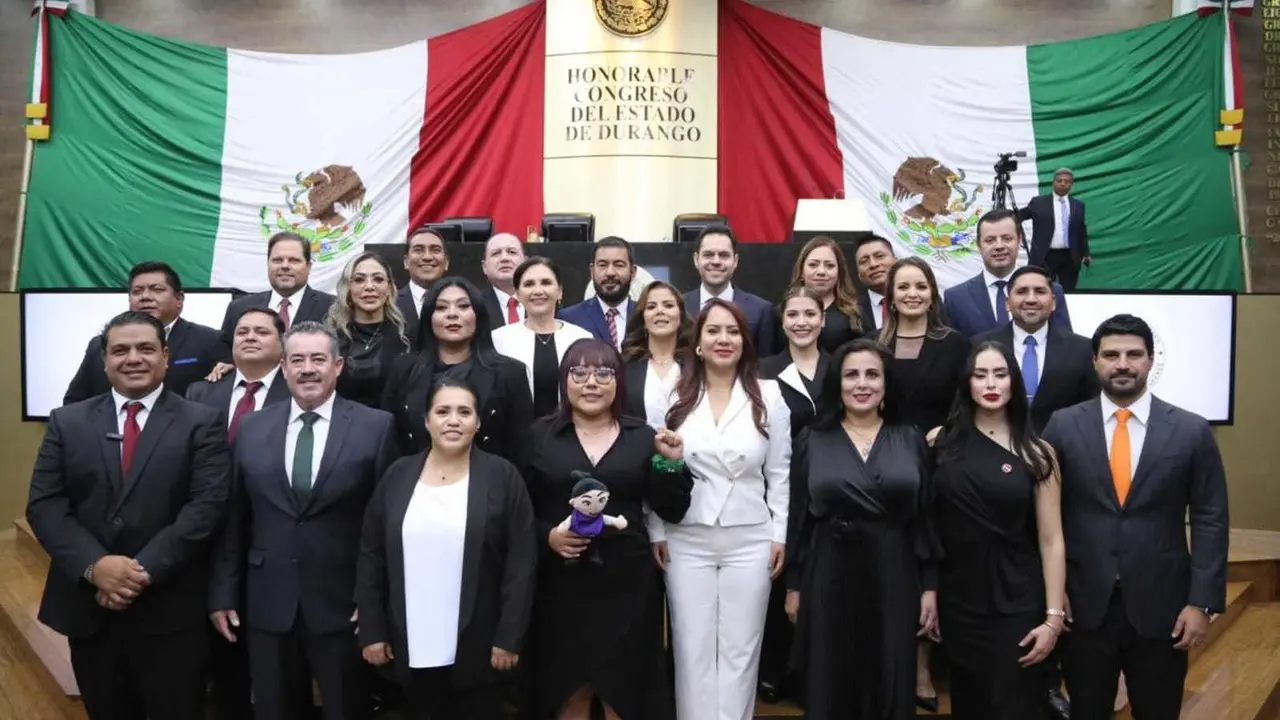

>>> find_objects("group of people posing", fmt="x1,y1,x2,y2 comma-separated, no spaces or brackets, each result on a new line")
29,210,1227,720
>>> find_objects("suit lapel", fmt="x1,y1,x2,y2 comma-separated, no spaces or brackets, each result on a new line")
296,288,319,323
625,360,647,417
1074,399,1120,510
264,375,292,407
212,375,236,426
585,301,608,341
166,318,190,360
114,392,176,512
506,327,536,397
396,287,419,342
468,362,498,414
968,276,995,325
457,453,491,632
265,405,300,516
776,364,813,410
1129,398,1173,503
95,397,124,497
718,382,751,429
1034,330,1068,407
305,398,352,514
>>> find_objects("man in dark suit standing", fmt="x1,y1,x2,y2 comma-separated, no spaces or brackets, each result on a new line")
395,226,451,344
974,265,1097,434
185,306,288,720
210,321,397,720
944,209,1072,338
218,231,336,359
481,232,528,331
1044,314,1228,720
28,311,230,720
64,261,223,405
853,236,895,334
560,236,638,353
683,226,777,356
1017,168,1091,290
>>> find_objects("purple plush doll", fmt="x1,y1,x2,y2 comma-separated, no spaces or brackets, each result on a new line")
558,472,627,565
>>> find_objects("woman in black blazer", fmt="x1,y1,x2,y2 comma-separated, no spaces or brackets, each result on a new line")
620,280,691,425
381,277,534,464
357,377,537,720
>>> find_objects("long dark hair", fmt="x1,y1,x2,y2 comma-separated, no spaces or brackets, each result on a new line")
665,299,769,437
933,341,1053,481
554,338,627,422
813,338,900,429
415,276,499,367
621,280,692,362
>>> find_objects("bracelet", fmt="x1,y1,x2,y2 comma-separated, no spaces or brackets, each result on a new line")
1042,622,1062,635
1046,608,1067,618
651,454,686,474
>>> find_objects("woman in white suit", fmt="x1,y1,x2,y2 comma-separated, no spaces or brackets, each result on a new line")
657,298,791,720
491,257,593,417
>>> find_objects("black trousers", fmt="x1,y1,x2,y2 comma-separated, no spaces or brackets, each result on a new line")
68,620,208,720
405,666,505,720
208,624,252,720
1061,587,1188,720
1045,249,1081,291
759,575,794,689
248,616,365,720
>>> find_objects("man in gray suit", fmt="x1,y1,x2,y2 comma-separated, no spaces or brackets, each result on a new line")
210,321,397,720
1043,314,1228,720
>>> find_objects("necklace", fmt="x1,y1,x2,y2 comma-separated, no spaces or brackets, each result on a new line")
356,323,384,351
842,419,882,459
577,421,616,437
536,332,555,346
651,356,674,368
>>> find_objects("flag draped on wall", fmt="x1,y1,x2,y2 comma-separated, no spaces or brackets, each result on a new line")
717,1,1242,290
19,4,544,292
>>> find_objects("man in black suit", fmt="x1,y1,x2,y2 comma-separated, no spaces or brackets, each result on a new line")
974,265,1097,434
185,306,288,720
218,231,336,359
559,236,638,352
210,321,397,720
1017,168,1091,290
683,226,777,356
943,209,1072,338
395,226,451,344
27,311,230,720
853,235,895,333
1044,314,1228,720
481,232,528,331
64,261,223,405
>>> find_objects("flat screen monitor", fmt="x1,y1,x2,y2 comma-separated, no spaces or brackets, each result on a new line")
1063,292,1235,424
21,291,236,421
543,215,595,243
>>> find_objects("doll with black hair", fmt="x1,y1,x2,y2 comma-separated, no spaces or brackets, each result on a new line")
557,471,628,566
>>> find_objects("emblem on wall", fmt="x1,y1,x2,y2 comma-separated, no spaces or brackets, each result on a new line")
259,164,371,264
594,0,670,38
879,156,985,263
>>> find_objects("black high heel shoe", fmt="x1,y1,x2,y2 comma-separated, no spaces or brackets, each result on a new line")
915,694,940,713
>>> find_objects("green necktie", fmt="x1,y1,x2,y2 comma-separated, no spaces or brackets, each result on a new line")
291,412,320,504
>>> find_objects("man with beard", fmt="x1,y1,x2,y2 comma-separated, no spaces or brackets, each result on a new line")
853,236,895,332
394,226,451,344
218,232,336,358
1043,314,1228,720
683,226,777,356
64,261,223,404
559,236,637,352
943,209,1071,339
479,232,528,331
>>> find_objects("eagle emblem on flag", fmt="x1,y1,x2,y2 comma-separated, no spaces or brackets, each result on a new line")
259,164,372,264
879,156,985,262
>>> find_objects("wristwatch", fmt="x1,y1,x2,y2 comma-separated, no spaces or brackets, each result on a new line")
1196,606,1213,618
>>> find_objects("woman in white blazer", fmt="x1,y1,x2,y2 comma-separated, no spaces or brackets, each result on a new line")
657,298,791,720
491,257,593,417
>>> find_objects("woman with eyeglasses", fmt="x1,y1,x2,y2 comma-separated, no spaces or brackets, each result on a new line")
523,339,692,720
786,236,868,353
786,339,938,720
927,341,1065,720
658,299,791,720
326,252,413,409
619,280,691,427
381,277,533,464
491,257,593,418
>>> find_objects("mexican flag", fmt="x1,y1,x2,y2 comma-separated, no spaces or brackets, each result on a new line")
718,4,1242,290
19,5,545,292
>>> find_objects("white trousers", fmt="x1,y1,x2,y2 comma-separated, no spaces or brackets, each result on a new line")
665,521,773,720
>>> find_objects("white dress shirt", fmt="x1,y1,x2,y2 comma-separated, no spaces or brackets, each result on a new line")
227,367,281,426
699,283,735,309
269,287,306,318
402,477,469,668
493,286,525,324
597,298,628,349
285,393,335,488
867,289,887,329
1101,390,1152,484
163,319,176,340
1051,194,1071,250
409,281,428,318
1011,323,1049,381
111,384,165,440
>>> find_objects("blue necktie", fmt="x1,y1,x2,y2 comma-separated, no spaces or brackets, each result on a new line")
994,280,1009,324
1059,197,1070,248
1023,336,1040,399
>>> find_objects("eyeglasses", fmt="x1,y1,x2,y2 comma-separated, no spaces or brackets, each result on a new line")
568,366,616,384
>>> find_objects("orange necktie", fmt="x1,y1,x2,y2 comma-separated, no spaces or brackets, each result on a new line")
1111,409,1133,505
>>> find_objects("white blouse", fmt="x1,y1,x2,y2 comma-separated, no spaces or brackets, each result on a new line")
402,476,470,669
643,362,681,430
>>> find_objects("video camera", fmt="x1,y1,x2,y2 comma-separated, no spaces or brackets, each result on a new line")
995,151,1027,175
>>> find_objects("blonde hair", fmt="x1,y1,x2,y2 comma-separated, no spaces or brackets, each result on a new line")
326,252,410,349
788,236,863,331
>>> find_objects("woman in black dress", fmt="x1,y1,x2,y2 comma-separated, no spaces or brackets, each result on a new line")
619,280,690,426
786,236,868,352
927,341,1066,720
523,339,692,720
326,252,412,408
381,277,533,463
786,338,938,720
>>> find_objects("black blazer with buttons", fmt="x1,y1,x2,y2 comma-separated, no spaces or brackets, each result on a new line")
380,352,533,466
208,396,398,635
26,391,230,638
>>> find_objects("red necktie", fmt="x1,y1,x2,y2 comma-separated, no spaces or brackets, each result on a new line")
228,380,263,444
879,298,888,326
606,307,619,348
507,296,520,325
278,297,292,330
121,402,143,476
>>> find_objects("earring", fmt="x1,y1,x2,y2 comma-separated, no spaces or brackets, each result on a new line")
695,346,703,358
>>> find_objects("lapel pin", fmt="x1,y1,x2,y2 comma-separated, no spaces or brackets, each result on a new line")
1001,463,1013,473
